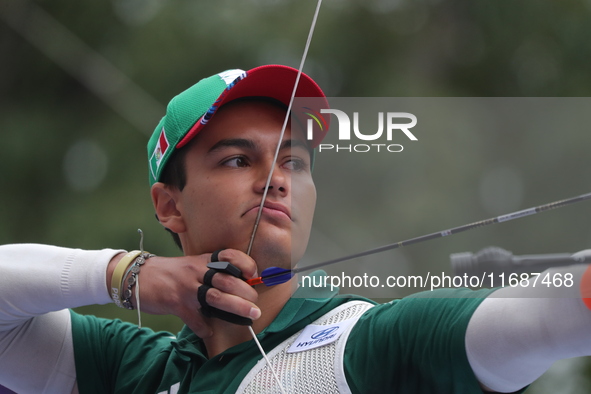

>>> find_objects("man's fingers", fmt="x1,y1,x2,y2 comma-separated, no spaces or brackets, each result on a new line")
214,249,258,279
139,251,261,330
209,272,258,302
204,287,261,320
197,250,260,325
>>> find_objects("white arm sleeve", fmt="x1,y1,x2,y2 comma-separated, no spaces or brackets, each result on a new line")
0,244,122,394
466,264,591,393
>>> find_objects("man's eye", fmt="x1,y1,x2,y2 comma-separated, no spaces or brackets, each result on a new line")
283,158,306,171
223,156,249,167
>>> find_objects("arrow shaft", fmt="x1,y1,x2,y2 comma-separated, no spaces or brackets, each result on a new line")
288,191,591,276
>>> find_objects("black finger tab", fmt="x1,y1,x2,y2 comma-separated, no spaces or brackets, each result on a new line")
199,261,252,326
209,308,253,326
197,285,252,325
206,261,243,280
197,285,213,317
202,269,217,287
210,249,225,263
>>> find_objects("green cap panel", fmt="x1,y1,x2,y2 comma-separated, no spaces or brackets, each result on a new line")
147,70,244,185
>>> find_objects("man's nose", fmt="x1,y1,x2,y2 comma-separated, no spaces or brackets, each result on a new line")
262,184,286,192
256,163,287,194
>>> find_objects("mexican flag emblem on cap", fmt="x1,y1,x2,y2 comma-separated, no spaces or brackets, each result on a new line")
149,127,169,181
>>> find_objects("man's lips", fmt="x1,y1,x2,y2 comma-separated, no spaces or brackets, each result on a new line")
244,201,292,221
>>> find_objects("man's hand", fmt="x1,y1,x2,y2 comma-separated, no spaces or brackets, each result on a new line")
107,249,260,337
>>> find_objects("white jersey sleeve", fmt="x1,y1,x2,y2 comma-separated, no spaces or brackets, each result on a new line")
466,264,591,393
0,244,122,394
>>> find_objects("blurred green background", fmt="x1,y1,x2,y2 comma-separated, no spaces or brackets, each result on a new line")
2,0,591,392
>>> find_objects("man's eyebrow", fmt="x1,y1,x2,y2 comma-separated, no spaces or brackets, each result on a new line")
208,138,256,153
282,139,314,160
281,139,310,151
208,138,312,155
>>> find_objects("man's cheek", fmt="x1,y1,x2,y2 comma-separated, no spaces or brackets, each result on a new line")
293,178,316,206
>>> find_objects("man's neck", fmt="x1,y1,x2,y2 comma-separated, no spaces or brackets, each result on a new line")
203,280,294,358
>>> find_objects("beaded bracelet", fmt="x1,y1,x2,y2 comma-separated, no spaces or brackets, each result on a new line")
121,252,155,310
114,229,155,329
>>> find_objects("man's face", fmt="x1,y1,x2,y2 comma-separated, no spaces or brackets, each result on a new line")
175,100,316,271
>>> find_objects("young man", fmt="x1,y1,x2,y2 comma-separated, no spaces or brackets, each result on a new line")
1,65,591,393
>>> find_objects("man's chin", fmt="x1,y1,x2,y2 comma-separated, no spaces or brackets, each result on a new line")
249,241,294,272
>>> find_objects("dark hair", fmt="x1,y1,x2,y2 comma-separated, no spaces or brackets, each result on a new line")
156,97,310,251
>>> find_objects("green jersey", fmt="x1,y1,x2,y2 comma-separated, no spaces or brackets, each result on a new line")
72,273,499,393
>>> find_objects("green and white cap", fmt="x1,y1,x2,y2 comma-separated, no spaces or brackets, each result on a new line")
147,65,329,186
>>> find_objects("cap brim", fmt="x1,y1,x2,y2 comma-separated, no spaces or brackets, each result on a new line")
177,64,329,149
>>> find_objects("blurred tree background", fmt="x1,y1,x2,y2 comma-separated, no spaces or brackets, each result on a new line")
2,0,591,392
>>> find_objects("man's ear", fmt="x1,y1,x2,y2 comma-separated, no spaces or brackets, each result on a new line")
151,183,187,234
